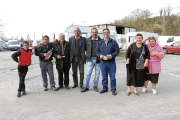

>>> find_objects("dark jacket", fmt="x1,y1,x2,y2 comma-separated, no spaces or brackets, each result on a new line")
35,43,53,62
69,36,86,63
126,42,150,73
95,38,120,62
86,36,102,63
53,41,71,71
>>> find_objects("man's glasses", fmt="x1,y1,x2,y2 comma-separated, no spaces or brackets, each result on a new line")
103,32,110,34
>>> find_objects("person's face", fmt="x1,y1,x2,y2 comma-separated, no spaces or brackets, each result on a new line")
136,36,143,44
43,37,49,45
23,43,29,50
91,29,98,38
59,35,65,42
149,39,156,47
103,30,110,39
74,28,81,36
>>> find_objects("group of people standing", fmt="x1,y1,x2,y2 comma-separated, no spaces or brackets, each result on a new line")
11,27,165,98
12,27,120,97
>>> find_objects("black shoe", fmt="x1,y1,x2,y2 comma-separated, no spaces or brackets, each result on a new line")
44,87,48,91
81,87,89,92
22,90,26,95
17,91,21,97
99,89,107,94
72,84,78,88
65,86,70,89
80,85,84,89
56,86,63,91
93,87,99,92
112,91,117,95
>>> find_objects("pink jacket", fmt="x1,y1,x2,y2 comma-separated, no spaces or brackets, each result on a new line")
147,43,165,74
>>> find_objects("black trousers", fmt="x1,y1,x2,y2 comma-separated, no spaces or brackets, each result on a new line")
18,66,28,92
72,56,84,86
57,69,69,87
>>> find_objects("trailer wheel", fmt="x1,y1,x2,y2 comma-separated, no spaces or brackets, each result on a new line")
163,49,168,54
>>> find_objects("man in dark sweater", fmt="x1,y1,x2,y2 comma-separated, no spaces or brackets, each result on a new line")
35,35,56,91
95,29,120,95
11,41,34,97
81,28,101,92
69,27,86,89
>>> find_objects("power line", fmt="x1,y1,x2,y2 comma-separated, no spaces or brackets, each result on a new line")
150,6,180,16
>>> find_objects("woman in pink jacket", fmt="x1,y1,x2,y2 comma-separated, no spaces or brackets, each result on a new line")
142,37,165,95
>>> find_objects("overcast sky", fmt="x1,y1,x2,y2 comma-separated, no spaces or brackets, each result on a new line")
0,0,180,39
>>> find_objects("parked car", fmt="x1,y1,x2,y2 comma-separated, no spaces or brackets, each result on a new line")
8,40,21,51
162,41,180,54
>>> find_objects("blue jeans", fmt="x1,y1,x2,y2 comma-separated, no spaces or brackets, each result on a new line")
100,60,116,92
85,58,101,89
39,61,56,87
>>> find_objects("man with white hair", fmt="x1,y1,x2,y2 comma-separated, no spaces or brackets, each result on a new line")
53,33,71,90
69,27,86,89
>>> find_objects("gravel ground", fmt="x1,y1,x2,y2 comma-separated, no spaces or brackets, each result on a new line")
0,51,180,120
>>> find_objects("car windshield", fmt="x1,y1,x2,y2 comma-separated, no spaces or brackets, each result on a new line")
10,41,19,45
167,37,174,43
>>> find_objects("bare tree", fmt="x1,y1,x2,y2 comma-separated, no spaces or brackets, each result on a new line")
166,4,172,16
159,8,163,17
0,19,4,39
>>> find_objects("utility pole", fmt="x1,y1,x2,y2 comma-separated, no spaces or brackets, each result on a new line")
161,9,166,35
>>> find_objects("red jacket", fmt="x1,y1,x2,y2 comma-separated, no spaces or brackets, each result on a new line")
19,49,31,66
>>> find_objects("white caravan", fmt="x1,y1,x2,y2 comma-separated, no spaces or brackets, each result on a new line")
158,36,175,47
32,25,118,46
125,32,158,49
63,25,118,40
117,34,127,49
163,36,180,46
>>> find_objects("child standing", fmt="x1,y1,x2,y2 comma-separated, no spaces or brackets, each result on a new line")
11,41,34,97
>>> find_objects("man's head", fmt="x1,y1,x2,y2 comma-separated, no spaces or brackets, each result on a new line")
74,27,81,37
91,28,98,39
103,29,110,39
22,41,29,50
58,33,65,43
42,35,49,45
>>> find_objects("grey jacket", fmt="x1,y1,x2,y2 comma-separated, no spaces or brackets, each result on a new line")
69,36,86,63
86,36,102,63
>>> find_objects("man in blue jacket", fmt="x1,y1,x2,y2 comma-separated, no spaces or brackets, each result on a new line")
95,29,120,95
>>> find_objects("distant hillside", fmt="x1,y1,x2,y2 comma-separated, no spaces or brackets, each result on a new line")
112,9,180,36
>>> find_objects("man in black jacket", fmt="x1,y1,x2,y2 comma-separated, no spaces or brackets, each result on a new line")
81,28,101,92
35,35,56,91
69,27,86,89
53,33,71,90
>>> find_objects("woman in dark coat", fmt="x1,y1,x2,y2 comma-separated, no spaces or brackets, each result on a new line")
53,33,71,90
126,33,150,96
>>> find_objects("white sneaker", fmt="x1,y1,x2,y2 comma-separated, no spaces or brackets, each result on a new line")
152,89,158,95
142,87,147,93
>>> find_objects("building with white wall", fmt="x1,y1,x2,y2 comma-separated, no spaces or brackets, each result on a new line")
90,24,136,35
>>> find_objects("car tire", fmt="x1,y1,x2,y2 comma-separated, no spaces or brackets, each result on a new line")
163,49,168,54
